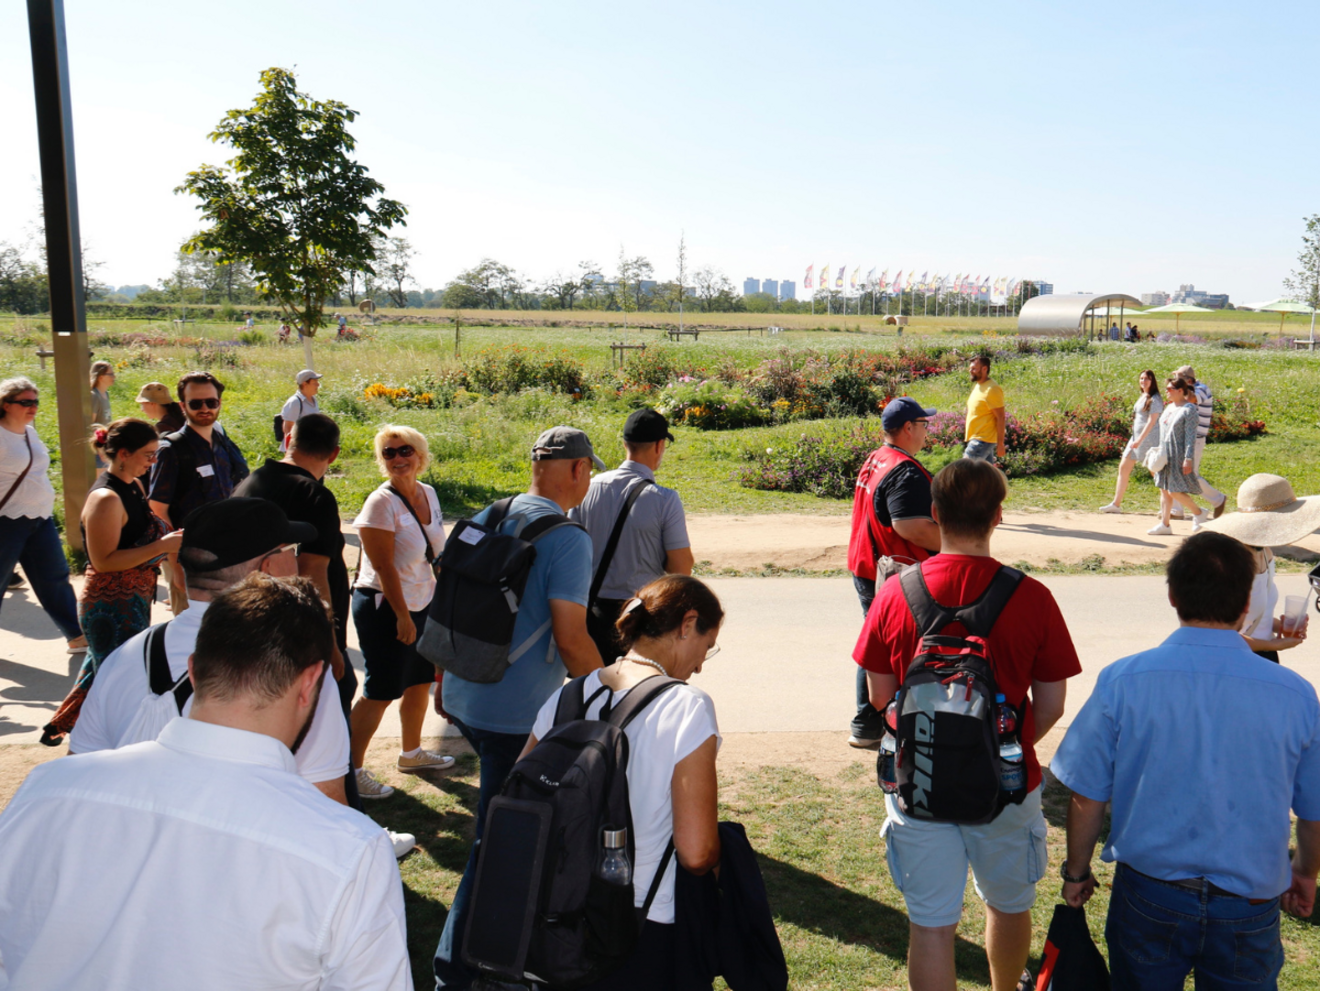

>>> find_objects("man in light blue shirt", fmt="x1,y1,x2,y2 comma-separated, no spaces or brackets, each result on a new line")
435,425,604,990
1052,532,1320,989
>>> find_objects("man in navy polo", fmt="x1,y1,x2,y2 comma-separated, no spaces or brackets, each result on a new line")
1053,531,1320,988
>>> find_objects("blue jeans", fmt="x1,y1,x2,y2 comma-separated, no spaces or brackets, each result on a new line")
851,574,880,738
1107,864,1283,990
433,716,529,989
0,515,82,641
964,439,998,464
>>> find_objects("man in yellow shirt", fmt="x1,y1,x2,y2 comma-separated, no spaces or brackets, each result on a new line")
964,354,1005,464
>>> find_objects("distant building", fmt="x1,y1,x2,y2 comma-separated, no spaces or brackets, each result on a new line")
743,278,761,296
1036,281,1054,296
1142,291,1170,306
1170,283,1230,309
762,279,779,299
780,280,796,301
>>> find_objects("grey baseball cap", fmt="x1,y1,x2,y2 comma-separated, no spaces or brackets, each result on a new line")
531,426,606,470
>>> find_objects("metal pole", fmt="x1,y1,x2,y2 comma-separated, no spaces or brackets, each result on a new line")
27,0,93,553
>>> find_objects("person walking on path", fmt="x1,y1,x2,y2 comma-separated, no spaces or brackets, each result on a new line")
1100,369,1163,514
845,397,941,748
88,360,114,426
1147,377,1211,536
855,458,1079,991
133,382,184,435
570,408,694,663
0,376,85,654
0,574,411,991
963,354,1005,465
1173,364,1227,520
434,426,605,990
1198,473,1320,663
1052,532,1320,989
41,420,181,746
279,369,323,452
349,425,455,800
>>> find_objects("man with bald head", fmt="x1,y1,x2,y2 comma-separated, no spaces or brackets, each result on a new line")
434,426,603,989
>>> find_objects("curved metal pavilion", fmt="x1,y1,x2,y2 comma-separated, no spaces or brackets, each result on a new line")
1017,293,1143,338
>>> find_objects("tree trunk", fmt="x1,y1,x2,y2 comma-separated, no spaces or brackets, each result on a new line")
303,333,314,371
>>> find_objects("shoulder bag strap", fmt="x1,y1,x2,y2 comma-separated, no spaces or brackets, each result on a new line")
144,622,191,715
0,431,35,515
387,484,438,568
899,563,956,637
954,566,1024,638
588,480,653,607
636,838,676,924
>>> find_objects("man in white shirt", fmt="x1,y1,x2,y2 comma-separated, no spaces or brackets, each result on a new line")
0,573,412,991
281,369,323,452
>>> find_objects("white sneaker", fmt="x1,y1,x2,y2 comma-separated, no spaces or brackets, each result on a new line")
1147,524,1173,535
1191,512,1210,532
386,828,415,859
1099,503,1122,514
355,767,395,799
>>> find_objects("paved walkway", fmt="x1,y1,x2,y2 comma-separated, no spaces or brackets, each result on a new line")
5,572,1318,745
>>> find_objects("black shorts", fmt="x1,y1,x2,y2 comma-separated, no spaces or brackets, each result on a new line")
351,588,436,701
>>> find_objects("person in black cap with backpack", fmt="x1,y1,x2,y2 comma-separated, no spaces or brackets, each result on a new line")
571,408,694,663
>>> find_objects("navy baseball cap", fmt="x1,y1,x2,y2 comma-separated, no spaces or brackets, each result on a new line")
881,397,937,432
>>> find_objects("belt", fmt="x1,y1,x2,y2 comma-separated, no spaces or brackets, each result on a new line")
1118,863,1270,904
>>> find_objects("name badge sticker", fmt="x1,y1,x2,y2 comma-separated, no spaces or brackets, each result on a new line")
459,528,485,546
197,464,215,478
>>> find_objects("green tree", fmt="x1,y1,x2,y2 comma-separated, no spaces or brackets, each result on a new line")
175,67,405,358
692,264,741,312
376,236,416,307
1283,214,1320,311
0,243,49,314
450,258,521,308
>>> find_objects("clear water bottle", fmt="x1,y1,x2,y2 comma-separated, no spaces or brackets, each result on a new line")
879,694,900,794
597,826,632,886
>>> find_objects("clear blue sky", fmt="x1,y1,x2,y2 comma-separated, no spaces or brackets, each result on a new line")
1,0,1315,303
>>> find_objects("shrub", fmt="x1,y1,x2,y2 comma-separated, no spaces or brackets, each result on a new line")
464,346,587,397
1210,395,1267,441
657,379,767,430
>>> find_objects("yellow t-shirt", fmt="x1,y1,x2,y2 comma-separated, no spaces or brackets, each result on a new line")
965,379,1005,443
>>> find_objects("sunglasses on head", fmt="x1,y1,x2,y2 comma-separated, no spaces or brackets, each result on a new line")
187,398,220,410
7,399,38,408
382,445,415,460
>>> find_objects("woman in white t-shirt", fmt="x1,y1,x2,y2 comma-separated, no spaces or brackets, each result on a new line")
526,574,724,991
0,377,85,653
349,425,454,798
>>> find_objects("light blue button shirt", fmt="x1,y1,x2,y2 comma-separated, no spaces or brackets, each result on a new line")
1052,626,1320,899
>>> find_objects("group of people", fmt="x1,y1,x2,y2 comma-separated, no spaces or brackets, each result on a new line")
1107,321,1143,342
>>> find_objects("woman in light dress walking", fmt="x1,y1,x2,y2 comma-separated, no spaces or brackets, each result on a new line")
1100,369,1163,514
1147,377,1210,535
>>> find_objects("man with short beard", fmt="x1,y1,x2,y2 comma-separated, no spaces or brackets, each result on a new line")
0,573,411,990
963,354,1005,465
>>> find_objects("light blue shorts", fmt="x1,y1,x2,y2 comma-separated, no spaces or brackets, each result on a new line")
881,786,1048,927
963,439,998,464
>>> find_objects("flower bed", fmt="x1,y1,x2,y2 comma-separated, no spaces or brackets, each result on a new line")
656,379,767,430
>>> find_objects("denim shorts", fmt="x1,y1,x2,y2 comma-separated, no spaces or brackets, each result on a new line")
963,439,998,464
881,787,1048,927
351,588,436,701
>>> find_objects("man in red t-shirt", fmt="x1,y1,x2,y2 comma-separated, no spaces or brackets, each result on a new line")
854,458,1080,991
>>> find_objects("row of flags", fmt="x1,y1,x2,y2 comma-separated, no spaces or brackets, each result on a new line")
802,266,1024,301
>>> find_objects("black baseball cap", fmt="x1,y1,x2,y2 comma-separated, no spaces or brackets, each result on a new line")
180,498,318,572
881,397,937,433
623,408,675,444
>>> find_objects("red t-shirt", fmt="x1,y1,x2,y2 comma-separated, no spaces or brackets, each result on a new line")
853,554,1081,793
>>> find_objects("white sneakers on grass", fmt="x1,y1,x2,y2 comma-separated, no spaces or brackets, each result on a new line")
387,829,416,859
356,767,395,799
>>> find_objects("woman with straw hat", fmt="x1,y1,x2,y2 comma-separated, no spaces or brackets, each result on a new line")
1198,473,1320,662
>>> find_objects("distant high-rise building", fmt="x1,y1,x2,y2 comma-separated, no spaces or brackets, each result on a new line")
1142,291,1170,306
1036,281,1054,296
762,279,779,299
742,278,761,296
1169,283,1229,308
780,280,796,301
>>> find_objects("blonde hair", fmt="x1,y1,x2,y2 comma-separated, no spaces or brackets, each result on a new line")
90,360,115,389
373,424,430,474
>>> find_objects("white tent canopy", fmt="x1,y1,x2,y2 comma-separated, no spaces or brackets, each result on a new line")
1017,293,1143,335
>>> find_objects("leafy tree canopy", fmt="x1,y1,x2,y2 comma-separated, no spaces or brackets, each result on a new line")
175,67,406,335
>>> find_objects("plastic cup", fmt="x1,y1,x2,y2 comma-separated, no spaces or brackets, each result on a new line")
1283,595,1308,635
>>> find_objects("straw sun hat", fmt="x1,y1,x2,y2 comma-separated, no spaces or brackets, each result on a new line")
1197,474,1320,547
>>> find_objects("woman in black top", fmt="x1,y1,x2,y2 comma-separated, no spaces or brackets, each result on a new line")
42,419,182,745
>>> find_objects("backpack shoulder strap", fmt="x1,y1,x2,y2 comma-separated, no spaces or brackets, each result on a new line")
605,675,683,730
899,564,956,637
954,566,1024,638
553,675,589,725
484,496,518,529
143,621,193,712
588,479,653,606
520,514,586,544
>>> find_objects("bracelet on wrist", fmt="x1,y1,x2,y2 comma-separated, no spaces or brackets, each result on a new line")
1061,863,1092,884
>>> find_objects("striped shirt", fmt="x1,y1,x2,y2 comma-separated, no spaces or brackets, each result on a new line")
1193,382,1213,439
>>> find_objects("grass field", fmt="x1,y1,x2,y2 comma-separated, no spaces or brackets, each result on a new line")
6,313,1320,530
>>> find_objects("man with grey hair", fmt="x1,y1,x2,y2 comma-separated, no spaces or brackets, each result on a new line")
1174,364,1227,522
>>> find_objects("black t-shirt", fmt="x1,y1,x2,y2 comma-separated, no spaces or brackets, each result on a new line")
233,459,349,645
873,456,934,529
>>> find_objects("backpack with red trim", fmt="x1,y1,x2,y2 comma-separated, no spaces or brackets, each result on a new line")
890,562,1025,825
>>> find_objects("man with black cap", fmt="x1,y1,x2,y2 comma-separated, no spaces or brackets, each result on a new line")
435,425,604,990
570,407,694,661
845,396,942,748
68,499,357,807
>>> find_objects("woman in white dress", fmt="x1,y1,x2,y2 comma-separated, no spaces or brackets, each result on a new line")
1100,369,1162,514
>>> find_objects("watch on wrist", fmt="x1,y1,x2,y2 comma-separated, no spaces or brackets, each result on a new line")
1061,863,1092,884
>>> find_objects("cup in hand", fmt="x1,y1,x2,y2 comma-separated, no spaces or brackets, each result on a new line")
1282,595,1308,636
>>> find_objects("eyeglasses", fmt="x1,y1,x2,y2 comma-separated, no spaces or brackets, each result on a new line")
187,398,220,410
705,644,721,660
261,543,299,561
7,399,38,408
382,445,415,460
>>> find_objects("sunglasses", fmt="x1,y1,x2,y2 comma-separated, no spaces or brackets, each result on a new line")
382,445,415,460
7,399,38,408
187,398,221,410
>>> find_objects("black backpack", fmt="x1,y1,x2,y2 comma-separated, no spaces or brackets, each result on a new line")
415,497,584,684
890,563,1024,825
463,674,682,988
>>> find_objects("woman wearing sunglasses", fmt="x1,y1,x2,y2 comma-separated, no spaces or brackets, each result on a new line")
0,377,85,654
42,418,183,745
350,425,455,798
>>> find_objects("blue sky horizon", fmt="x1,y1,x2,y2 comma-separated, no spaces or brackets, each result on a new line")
1,0,1316,304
